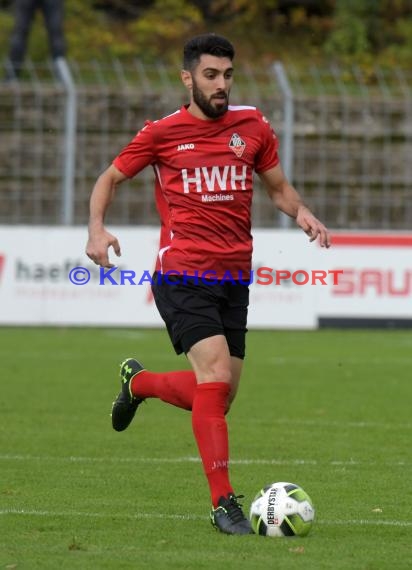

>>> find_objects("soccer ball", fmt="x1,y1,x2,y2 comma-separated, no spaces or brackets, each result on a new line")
249,481,315,537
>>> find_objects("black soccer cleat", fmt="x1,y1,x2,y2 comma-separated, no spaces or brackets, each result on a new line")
111,358,145,432
210,494,254,535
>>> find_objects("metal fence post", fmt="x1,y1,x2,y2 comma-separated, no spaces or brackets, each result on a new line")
55,57,77,225
272,62,294,228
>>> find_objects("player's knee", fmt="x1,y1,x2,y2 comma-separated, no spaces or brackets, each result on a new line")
196,363,232,385
212,365,232,385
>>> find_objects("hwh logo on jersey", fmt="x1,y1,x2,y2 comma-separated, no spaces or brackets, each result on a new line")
181,165,248,193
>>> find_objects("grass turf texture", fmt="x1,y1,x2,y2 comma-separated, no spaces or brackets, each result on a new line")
0,327,411,569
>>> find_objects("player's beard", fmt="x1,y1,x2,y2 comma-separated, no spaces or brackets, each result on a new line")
192,79,229,119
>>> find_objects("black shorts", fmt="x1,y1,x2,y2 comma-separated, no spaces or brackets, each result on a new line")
151,271,249,359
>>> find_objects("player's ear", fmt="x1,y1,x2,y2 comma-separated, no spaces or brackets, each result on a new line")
181,69,192,90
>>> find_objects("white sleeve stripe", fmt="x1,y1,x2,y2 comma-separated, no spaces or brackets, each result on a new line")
228,105,256,111
153,164,162,187
158,246,170,273
159,109,181,121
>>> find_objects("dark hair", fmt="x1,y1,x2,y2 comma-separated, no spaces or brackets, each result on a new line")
183,33,235,70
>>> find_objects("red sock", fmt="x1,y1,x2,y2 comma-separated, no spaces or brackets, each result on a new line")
130,370,196,411
192,382,233,507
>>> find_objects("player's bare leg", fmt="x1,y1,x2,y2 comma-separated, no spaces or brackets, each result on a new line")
228,355,243,406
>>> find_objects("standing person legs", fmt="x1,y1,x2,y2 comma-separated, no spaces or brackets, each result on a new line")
41,0,66,60
6,0,37,77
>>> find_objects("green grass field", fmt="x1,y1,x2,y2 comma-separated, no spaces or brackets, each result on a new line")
1,327,411,569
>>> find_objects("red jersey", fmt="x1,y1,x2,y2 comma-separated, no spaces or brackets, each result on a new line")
113,105,279,279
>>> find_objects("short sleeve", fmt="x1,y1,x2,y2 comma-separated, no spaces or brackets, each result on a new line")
254,112,280,173
113,120,156,178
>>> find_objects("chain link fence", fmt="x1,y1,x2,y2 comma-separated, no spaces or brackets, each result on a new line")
1,58,411,229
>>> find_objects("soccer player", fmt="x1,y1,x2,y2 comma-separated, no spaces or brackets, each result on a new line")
86,33,330,535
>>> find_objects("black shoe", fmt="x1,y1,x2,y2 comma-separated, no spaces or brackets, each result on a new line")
111,358,145,432
210,494,254,535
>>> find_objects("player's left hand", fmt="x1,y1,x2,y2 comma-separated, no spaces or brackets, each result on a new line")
296,206,330,248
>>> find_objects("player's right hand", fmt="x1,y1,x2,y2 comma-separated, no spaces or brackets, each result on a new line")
86,229,121,268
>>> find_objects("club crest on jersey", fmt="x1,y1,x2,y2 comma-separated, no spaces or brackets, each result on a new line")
229,133,246,158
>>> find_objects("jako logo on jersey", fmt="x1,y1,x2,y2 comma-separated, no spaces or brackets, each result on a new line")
177,143,195,151
181,165,248,193
229,133,246,158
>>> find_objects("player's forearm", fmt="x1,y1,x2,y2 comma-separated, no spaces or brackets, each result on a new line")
271,182,308,219
88,172,117,232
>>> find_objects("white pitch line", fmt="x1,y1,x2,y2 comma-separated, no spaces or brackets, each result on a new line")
0,454,200,464
250,418,412,430
0,509,204,521
0,454,408,467
317,519,412,528
269,356,412,365
0,509,411,527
